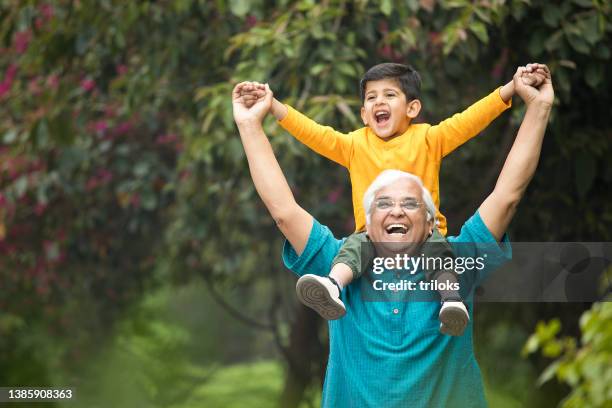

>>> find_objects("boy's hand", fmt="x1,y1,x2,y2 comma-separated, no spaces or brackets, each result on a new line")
239,82,266,108
521,63,547,88
514,64,554,107
232,82,273,125
236,82,288,121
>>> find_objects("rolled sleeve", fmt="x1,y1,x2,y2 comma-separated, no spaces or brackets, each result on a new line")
449,211,512,286
282,218,345,277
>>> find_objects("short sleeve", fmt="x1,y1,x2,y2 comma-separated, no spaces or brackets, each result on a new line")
448,211,512,286
282,218,345,277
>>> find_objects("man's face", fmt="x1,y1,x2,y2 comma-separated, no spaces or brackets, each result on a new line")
360,79,417,140
366,178,434,255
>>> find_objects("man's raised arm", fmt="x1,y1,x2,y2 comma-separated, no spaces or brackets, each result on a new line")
479,66,554,241
232,82,313,255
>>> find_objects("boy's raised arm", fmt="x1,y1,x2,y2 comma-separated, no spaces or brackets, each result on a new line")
233,82,313,255
426,64,546,158
271,95,354,169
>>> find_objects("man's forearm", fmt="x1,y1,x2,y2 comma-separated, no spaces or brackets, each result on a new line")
494,101,551,199
237,120,296,218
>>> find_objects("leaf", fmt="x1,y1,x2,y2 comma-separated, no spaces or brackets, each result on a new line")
575,152,596,197
542,4,562,27
593,43,610,59
584,64,603,89
567,34,590,54
469,22,489,44
380,0,392,16
229,0,250,17
3,130,17,144
538,361,561,386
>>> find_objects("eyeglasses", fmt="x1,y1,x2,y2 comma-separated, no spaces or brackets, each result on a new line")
373,198,423,211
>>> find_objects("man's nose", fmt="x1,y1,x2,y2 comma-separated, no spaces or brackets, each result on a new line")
389,203,404,216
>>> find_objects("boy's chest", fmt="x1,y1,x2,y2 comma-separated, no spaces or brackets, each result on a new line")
351,137,436,174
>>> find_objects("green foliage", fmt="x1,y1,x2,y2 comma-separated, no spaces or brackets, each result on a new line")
523,302,612,408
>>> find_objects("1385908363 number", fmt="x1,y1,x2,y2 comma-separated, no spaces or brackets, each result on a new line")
2,388,74,401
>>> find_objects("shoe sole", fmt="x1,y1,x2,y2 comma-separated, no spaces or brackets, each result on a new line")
296,276,346,320
439,305,468,336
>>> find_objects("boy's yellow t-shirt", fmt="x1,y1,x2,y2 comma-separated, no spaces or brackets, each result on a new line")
278,88,511,235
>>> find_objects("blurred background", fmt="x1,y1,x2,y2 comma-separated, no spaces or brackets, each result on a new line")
0,1,611,407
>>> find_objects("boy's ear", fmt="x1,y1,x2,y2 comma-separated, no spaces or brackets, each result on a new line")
406,99,422,119
360,106,368,125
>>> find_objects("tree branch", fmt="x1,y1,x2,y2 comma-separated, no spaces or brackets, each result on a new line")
203,274,275,332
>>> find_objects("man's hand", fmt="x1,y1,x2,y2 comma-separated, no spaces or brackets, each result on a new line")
514,64,554,107
499,63,547,102
232,81,273,125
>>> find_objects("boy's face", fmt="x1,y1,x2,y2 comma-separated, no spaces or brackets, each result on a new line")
360,78,421,140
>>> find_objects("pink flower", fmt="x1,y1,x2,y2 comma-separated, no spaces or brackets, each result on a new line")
97,168,112,184
113,121,133,136
34,202,47,216
130,193,140,208
116,64,128,75
245,15,258,29
14,30,32,54
0,65,18,97
5,64,18,82
156,133,178,144
93,120,108,133
85,177,99,191
0,81,10,97
28,78,42,95
379,44,392,58
38,3,54,20
80,78,95,92
46,74,59,89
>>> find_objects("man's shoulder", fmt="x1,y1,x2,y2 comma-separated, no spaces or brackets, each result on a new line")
448,211,512,264
282,218,345,277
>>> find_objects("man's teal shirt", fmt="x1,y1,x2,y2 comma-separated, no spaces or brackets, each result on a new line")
283,212,512,408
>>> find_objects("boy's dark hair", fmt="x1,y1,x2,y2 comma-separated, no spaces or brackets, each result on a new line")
359,63,421,104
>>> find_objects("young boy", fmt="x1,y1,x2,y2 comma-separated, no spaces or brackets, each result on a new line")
240,63,545,336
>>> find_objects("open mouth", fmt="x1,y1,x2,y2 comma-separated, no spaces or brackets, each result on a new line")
375,111,390,125
385,224,408,235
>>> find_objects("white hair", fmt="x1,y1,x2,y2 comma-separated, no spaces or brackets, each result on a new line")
363,170,438,226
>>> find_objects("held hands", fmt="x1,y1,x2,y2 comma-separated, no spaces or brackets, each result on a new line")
513,64,554,107
232,81,273,125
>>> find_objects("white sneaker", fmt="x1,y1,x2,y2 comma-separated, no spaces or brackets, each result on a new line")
296,274,346,320
439,301,469,336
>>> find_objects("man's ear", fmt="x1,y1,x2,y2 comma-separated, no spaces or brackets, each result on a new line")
427,218,435,236
406,99,422,119
360,106,368,125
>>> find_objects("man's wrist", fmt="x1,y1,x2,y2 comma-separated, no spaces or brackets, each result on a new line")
236,118,264,132
525,100,553,116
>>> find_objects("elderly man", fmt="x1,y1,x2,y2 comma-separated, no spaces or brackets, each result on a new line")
232,67,553,407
